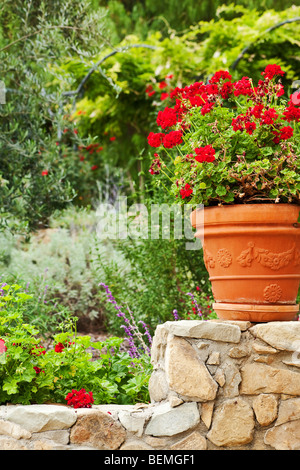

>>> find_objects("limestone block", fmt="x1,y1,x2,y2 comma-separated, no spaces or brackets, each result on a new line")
207,398,255,447
118,408,152,437
164,320,241,343
93,404,135,421
31,430,70,445
250,322,300,352
206,351,221,365
275,397,300,426
165,336,218,401
252,342,278,355
150,324,169,367
228,346,249,358
0,436,28,450
5,405,77,433
168,393,183,407
221,361,241,398
252,394,278,426
0,419,31,439
264,420,300,450
240,363,300,396
70,409,126,450
144,402,200,437
214,368,226,387
120,439,154,450
201,402,214,429
210,319,253,331
148,369,169,402
170,431,207,450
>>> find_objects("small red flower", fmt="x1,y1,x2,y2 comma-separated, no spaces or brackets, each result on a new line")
245,121,256,135
147,132,164,148
195,145,216,163
54,342,65,353
65,389,94,409
156,107,177,129
179,183,193,199
273,125,293,143
261,64,285,80
282,105,300,123
160,92,169,101
209,70,232,84
41,170,48,176
159,81,168,89
110,136,116,141
233,77,253,97
91,165,98,171
260,108,278,126
162,130,183,148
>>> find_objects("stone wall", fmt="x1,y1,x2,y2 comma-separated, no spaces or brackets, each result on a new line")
0,319,300,450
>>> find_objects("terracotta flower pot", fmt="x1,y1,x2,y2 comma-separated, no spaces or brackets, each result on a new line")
191,204,300,322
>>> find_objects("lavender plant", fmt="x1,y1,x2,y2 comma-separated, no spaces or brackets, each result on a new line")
99,283,152,357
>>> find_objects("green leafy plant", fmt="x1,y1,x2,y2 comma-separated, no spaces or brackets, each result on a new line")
0,284,151,405
147,64,300,207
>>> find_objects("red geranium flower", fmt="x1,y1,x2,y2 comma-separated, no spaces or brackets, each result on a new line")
282,105,300,123
147,132,164,148
159,81,167,89
233,77,253,97
273,125,293,143
162,130,183,148
160,92,169,101
195,145,216,163
209,70,232,84
65,389,94,409
260,108,278,126
156,107,177,129
54,342,64,353
179,183,193,199
261,64,285,80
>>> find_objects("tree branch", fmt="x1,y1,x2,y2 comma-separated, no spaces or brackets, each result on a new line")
62,44,158,107
230,17,300,70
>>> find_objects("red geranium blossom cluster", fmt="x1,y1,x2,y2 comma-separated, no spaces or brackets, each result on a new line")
156,107,178,129
261,64,285,80
65,388,94,409
147,63,299,203
195,145,216,163
54,340,75,353
179,183,193,199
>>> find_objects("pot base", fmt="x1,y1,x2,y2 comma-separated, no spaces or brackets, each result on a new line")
212,302,299,323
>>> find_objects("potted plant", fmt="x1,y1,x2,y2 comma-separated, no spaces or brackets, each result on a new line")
147,65,300,322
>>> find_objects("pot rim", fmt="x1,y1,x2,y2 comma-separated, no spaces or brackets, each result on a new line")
191,203,300,228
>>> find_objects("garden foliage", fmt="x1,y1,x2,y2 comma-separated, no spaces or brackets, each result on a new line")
0,284,151,405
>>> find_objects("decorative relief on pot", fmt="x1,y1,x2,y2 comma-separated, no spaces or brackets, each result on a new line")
203,247,215,269
237,242,298,270
263,284,283,303
216,248,232,268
